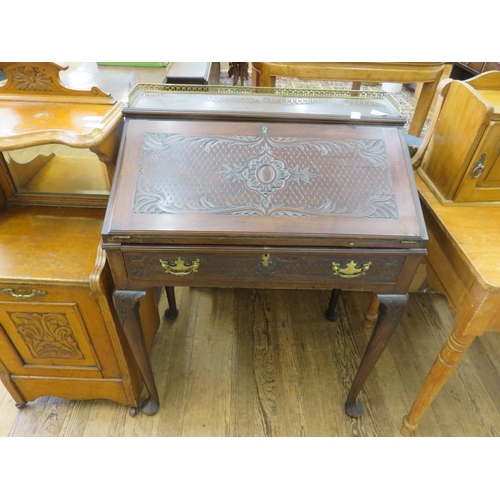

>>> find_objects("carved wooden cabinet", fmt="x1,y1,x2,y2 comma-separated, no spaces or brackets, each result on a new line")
418,71,500,204
0,62,159,414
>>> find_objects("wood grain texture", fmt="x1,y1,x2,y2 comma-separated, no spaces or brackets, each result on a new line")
4,288,500,437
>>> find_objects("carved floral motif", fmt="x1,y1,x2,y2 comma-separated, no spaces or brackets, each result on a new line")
8,311,84,359
11,66,58,92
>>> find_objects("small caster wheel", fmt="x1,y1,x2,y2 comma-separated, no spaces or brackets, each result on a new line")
129,407,138,418
164,308,179,320
15,402,27,410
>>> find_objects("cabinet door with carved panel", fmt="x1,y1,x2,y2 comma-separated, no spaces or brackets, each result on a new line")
0,287,116,380
0,284,123,405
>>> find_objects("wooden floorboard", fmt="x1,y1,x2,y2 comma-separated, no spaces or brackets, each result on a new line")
3,288,500,437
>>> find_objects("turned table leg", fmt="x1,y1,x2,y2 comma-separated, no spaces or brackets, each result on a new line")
408,79,440,137
401,286,495,435
113,289,160,416
401,325,477,436
364,294,380,328
345,294,408,417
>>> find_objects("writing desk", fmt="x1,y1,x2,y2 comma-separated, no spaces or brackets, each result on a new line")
102,85,427,416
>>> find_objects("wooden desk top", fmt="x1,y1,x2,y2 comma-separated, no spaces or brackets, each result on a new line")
416,175,500,289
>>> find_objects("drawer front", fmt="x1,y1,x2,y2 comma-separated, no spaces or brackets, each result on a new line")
122,247,408,288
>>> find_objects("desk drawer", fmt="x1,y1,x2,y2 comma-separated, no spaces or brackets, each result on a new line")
122,246,408,288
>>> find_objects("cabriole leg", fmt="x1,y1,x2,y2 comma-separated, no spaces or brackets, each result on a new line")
113,290,159,416
345,294,408,417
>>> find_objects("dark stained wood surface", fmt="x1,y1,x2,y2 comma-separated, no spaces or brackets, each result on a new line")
103,119,425,247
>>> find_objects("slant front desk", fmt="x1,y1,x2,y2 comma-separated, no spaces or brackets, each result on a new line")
102,85,428,416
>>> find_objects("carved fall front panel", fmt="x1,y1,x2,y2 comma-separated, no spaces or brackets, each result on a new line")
133,125,398,218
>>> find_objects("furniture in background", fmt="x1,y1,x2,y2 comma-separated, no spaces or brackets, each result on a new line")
418,71,500,204
228,62,249,85
163,62,220,85
450,62,500,81
61,61,168,104
365,73,500,323
102,84,427,416
401,176,500,435
0,62,160,415
251,62,445,137
363,71,500,434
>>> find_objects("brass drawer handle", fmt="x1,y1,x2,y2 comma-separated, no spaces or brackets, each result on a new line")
0,288,47,299
331,260,372,279
159,257,200,276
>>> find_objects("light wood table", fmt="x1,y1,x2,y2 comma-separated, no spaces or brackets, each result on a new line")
401,175,500,435
251,62,445,137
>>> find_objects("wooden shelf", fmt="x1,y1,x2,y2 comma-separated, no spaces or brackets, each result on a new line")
15,156,110,196
0,204,105,283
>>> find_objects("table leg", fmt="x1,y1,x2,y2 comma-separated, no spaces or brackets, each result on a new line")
164,286,179,320
408,80,440,137
401,323,477,436
113,289,160,416
325,289,341,321
345,293,408,417
364,294,380,328
259,67,276,87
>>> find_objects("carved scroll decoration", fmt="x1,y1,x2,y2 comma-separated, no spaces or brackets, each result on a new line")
133,125,398,219
7,312,84,360
0,62,112,102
